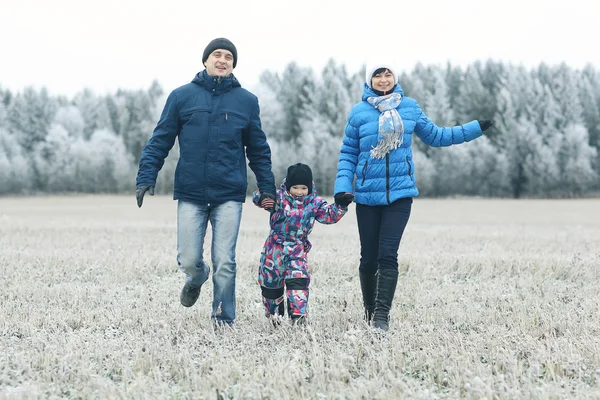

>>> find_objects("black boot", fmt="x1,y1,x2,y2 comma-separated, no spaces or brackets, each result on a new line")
359,270,377,324
372,269,399,331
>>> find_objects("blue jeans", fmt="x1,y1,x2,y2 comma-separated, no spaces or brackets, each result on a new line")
177,200,243,323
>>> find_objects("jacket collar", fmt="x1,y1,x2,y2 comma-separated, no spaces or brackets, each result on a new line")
192,70,241,93
362,82,404,101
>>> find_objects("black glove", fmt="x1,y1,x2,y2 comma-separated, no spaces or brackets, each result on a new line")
334,192,354,207
478,120,493,131
136,185,154,208
258,192,276,210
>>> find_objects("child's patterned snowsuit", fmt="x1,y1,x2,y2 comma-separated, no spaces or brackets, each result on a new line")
252,181,347,319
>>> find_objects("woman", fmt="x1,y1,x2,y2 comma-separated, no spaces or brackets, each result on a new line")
334,62,493,331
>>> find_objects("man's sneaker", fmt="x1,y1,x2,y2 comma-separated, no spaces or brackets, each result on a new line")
180,282,201,307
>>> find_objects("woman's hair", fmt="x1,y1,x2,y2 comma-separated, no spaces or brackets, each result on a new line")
365,62,398,88
372,67,391,77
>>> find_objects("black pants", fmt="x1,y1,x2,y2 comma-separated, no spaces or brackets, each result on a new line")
356,197,412,273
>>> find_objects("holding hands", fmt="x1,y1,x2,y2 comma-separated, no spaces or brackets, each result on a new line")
334,192,354,207
258,192,276,210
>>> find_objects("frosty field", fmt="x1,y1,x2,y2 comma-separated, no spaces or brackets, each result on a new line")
1,196,599,399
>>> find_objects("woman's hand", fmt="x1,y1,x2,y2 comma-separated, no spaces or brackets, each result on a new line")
334,192,354,207
478,120,493,131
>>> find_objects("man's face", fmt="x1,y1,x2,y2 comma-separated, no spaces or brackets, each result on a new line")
204,49,234,77
371,69,395,92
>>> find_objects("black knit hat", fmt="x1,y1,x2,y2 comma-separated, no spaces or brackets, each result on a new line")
285,163,313,194
202,38,237,68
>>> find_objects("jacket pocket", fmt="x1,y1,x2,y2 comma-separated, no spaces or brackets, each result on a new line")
219,113,245,150
361,159,369,185
220,109,249,124
181,107,211,132
406,156,414,182
181,106,211,117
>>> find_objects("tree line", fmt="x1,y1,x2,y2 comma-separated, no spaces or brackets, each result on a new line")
1,60,599,198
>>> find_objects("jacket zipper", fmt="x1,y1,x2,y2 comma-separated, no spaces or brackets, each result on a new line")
386,154,390,204
362,160,369,185
406,156,413,182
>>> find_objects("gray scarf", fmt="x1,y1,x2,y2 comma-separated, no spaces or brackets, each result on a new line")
366,93,404,159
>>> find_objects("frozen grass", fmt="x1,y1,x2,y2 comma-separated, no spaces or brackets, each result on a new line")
1,196,600,399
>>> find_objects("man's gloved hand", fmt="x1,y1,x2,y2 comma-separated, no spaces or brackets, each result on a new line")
258,192,276,210
334,192,354,207
478,120,493,131
136,185,155,208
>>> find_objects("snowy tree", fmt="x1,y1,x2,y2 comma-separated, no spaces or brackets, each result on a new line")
32,124,77,192
53,105,85,138
429,135,510,197
444,63,464,104
316,59,354,138
455,64,496,130
411,63,436,94
259,62,316,144
348,66,365,101
419,66,456,164
495,87,538,198
148,80,164,102
0,86,12,107
85,129,134,192
549,63,584,130
0,128,33,194
61,129,134,193
520,123,561,197
251,82,285,144
497,64,533,123
423,67,455,126
297,109,340,195
558,124,598,195
579,72,600,149
7,87,57,151
118,89,157,164
73,89,112,140
105,95,124,135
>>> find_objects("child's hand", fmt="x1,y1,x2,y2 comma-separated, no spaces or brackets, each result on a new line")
258,192,276,210
334,192,354,207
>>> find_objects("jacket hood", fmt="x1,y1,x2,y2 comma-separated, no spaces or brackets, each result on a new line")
280,179,318,204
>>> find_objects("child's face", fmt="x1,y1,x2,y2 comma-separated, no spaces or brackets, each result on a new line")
289,185,309,197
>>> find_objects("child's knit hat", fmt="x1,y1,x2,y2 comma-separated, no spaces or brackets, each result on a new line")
285,163,313,194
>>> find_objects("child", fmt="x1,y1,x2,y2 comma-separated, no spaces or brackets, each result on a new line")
252,163,354,325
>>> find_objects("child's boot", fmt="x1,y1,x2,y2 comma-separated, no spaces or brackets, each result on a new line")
261,286,285,326
285,277,309,323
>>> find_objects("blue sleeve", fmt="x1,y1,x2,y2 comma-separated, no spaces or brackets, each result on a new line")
243,98,276,195
136,91,180,187
413,102,482,147
334,118,360,195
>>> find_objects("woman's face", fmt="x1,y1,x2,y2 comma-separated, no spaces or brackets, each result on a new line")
371,69,395,92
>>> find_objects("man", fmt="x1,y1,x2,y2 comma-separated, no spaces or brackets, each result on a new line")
136,37,276,326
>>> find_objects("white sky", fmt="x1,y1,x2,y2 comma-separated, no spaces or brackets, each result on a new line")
1,0,598,98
